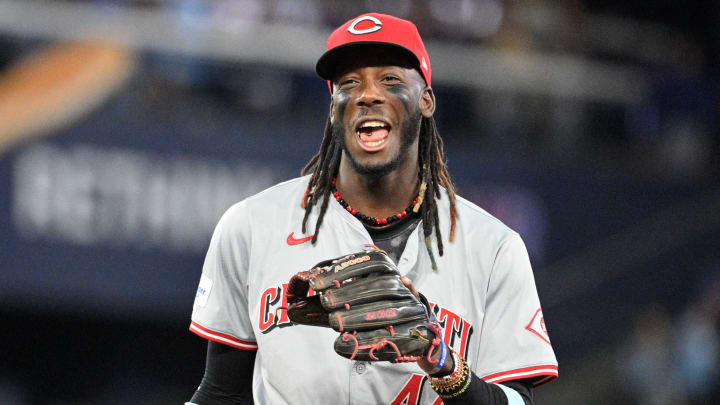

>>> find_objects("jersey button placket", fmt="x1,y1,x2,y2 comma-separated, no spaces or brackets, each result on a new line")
353,361,367,375
349,361,371,405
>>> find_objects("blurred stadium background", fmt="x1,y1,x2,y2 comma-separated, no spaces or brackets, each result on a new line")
0,0,718,404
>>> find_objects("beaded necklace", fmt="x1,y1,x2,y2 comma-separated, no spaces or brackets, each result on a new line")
330,177,439,270
330,178,421,226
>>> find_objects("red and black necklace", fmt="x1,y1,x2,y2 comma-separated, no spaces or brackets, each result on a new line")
330,178,421,226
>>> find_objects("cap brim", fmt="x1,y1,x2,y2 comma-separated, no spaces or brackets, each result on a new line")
316,41,421,82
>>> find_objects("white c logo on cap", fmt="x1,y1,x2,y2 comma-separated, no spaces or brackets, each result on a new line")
348,16,382,35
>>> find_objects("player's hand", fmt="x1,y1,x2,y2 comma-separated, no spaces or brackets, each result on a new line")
286,248,445,365
401,276,453,375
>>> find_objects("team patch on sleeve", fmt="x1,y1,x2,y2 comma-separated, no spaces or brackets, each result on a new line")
525,308,551,345
194,274,213,308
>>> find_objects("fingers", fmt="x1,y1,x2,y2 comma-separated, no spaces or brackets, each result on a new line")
310,250,398,291
286,295,332,328
401,276,420,299
319,274,415,310
333,320,436,361
328,298,427,332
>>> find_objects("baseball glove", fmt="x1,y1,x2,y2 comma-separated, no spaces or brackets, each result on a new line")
286,248,443,363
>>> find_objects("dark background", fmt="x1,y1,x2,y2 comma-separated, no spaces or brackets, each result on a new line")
0,1,718,404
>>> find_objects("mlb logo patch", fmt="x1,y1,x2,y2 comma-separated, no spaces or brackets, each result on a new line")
194,274,213,307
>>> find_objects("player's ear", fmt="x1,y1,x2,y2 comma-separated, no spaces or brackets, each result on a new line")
419,87,435,118
329,99,336,124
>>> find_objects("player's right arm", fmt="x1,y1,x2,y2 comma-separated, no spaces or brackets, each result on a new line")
189,341,255,404
188,202,258,404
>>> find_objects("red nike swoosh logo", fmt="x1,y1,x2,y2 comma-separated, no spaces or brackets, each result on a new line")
287,232,314,245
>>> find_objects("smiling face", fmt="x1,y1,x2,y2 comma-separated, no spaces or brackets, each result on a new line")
330,47,435,179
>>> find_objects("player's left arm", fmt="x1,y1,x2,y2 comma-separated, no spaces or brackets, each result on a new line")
438,377,533,404
407,279,534,405
474,233,559,388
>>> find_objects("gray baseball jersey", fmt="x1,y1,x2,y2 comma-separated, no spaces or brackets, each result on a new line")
190,175,558,404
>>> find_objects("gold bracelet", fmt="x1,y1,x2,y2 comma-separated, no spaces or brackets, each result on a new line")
429,351,470,393
433,366,468,393
432,352,466,389
439,369,472,399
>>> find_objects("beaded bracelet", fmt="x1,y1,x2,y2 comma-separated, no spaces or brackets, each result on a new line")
431,360,469,392
439,369,472,399
431,353,462,386
428,350,470,394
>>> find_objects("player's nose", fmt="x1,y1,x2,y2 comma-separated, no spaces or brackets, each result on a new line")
355,80,386,107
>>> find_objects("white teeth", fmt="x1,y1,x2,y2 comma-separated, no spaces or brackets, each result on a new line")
362,139,385,147
359,120,388,129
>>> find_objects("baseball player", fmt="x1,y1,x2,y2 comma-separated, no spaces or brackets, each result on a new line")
187,13,557,405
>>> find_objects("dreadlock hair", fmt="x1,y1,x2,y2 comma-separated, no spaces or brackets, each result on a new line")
300,113,458,267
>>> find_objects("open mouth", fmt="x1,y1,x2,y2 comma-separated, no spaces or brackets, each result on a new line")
355,120,391,151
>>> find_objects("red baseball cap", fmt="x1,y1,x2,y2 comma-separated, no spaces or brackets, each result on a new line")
316,13,432,87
